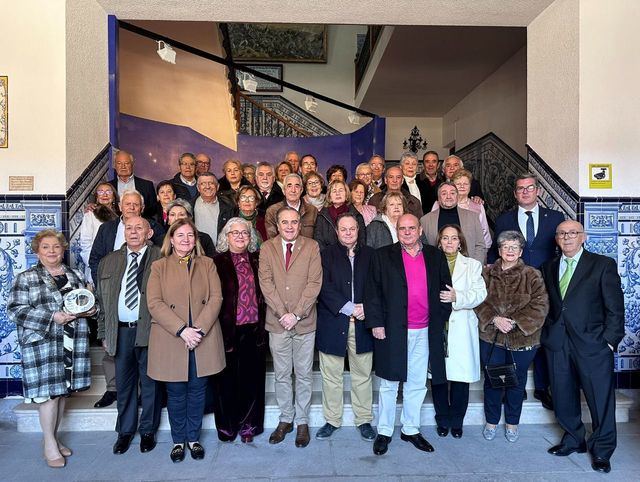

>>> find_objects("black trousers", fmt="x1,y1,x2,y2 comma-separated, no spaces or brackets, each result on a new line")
211,324,266,439
114,326,163,435
546,338,617,460
533,346,550,391
431,381,470,429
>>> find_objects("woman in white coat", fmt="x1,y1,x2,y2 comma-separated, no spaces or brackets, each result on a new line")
431,224,487,438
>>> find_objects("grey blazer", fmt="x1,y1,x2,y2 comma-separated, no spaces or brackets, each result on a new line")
420,207,487,263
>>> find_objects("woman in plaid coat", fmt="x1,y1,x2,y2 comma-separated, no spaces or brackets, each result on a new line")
8,229,97,468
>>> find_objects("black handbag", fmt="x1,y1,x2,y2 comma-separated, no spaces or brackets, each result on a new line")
484,332,519,389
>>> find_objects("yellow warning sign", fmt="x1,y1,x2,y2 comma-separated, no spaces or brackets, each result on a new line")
589,164,612,189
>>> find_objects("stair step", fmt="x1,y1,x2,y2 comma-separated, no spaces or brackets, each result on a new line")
13,390,633,433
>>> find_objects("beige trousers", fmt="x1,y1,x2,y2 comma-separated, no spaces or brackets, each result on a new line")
319,322,373,427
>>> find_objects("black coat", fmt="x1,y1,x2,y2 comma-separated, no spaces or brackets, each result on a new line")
402,178,433,216
169,172,198,202
316,243,374,356
213,251,267,351
108,175,158,218
313,205,366,251
257,183,284,216
364,243,452,383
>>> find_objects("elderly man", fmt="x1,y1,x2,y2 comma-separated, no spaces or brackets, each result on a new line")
89,189,165,409
284,151,301,174
108,150,158,218
368,166,423,219
299,154,318,178
541,221,624,474
191,172,234,250
490,173,565,410
420,182,486,263
96,216,163,455
355,162,380,203
399,152,431,214
365,214,451,455
259,206,322,448
419,151,442,211
195,153,212,177
265,173,318,239
442,155,484,202
169,153,199,201
315,213,376,442
369,155,386,190
256,162,284,215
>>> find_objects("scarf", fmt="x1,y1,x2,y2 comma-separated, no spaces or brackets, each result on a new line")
381,214,398,243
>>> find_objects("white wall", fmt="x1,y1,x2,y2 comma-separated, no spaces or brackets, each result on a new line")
384,117,446,161
442,47,527,157
0,0,67,194
66,0,109,188
578,0,640,196
527,0,580,191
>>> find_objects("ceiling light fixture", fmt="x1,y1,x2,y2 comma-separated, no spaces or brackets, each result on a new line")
304,95,318,113
348,111,360,125
157,41,176,64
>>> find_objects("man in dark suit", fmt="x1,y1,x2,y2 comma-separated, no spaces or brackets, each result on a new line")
541,220,624,474
96,216,163,455
442,155,484,202
365,214,452,456
109,150,158,218
489,173,565,410
168,153,199,201
255,162,284,215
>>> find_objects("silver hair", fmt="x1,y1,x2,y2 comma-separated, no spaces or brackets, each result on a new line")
399,152,418,165
120,189,145,208
444,154,464,168
355,162,371,175
216,217,259,253
256,161,275,175
283,172,303,185
496,230,526,250
166,198,193,217
114,149,134,165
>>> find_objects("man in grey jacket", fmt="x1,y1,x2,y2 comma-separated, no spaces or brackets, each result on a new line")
96,216,163,455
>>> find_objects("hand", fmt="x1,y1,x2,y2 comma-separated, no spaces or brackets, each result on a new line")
53,311,76,325
372,327,386,340
353,304,365,320
75,306,97,318
83,202,97,213
493,316,514,334
471,196,484,205
279,313,298,331
180,327,203,350
439,285,456,303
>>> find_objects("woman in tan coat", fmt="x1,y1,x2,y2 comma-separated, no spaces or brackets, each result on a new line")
147,218,224,463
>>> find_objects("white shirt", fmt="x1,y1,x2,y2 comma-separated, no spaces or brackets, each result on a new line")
180,175,197,186
117,245,148,322
286,199,302,211
518,204,540,242
113,219,126,251
116,176,135,196
281,238,297,262
404,175,422,202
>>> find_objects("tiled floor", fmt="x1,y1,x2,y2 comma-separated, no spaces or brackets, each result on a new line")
0,399,638,481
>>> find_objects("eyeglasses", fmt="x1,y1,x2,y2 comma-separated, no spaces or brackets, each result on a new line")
555,231,584,239
499,245,522,252
239,195,256,202
515,185,537,193
306,180,321,187
228,230,250,238
96,189,113,195
196,161,210,166
180,162,196,167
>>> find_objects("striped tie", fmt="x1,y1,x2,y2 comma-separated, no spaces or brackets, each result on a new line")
124,252,140,310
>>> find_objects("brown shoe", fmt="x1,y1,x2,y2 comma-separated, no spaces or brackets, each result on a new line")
269,422,293,444
295,424,310,448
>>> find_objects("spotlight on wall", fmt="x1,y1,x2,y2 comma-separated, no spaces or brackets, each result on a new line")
304,95,318,113
157,41,176,64
241,73,258,93
348,111,360,125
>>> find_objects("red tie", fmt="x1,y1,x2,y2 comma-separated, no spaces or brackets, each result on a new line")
285,243,293,271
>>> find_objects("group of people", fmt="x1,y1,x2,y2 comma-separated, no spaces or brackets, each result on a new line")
7,148,624,474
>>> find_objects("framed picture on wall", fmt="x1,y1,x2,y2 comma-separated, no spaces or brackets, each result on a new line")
0,76,7,148
236,64,284,92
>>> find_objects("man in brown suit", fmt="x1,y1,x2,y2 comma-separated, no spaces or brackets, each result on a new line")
368,166,423,219
258,206,323,448
420,182,487,263
264,173,318,239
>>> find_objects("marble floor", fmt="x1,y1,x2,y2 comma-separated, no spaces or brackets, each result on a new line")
0,399,638,481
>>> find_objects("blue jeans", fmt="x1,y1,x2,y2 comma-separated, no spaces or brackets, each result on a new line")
165,350,208,443
480,340,537,425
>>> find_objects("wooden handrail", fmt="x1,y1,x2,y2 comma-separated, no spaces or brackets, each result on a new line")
238,92,312,137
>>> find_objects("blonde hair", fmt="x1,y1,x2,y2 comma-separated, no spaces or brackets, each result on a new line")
325,180,351,207
160,218,203,257
32,229,68,253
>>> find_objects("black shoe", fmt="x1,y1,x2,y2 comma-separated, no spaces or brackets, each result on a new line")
217,430,237,443
451,428,463,439
316,423,340,440
112,434,133,454
436,426,449,437
188,442,205,460
534,389,554,410
547,442,587,456
357,423,376,441
140,433,156,453
400,432,435,452
170,444,185,463
373,434,391,455
94,391,117,408
591,457,611,473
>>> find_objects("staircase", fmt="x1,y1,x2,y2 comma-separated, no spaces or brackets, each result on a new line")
13,347,633,432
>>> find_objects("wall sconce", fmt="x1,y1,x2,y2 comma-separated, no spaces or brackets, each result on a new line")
304,95,318,113
402,126,428,153
241,73,258,93
348,112,360,125
157,41,176,64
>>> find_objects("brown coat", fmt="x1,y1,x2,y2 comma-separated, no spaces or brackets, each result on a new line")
258,235,322,334
474,259,549,349
146,254,225,381
264,199,318,239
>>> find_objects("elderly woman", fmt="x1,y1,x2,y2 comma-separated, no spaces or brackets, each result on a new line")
235,185,265,243
450,170,491,249
79,182,119,284
8,230,98,468
326,164,348,183
475,230,549,443
242,163,257,186
147,218,225,462
154,180,177,226
166,199,216,257
275,160,293,190
303,171,326,210
349,179,376,226
314,180,366,250
432,225,487,439
211,218,267,443
365,191,405,249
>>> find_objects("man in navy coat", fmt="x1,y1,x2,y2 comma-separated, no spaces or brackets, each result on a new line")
489,173,564,410
108,150,158,219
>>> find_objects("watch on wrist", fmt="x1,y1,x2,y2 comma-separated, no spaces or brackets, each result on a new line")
295,314,301,322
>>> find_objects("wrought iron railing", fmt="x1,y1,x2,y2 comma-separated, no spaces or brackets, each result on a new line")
238,93,311,138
